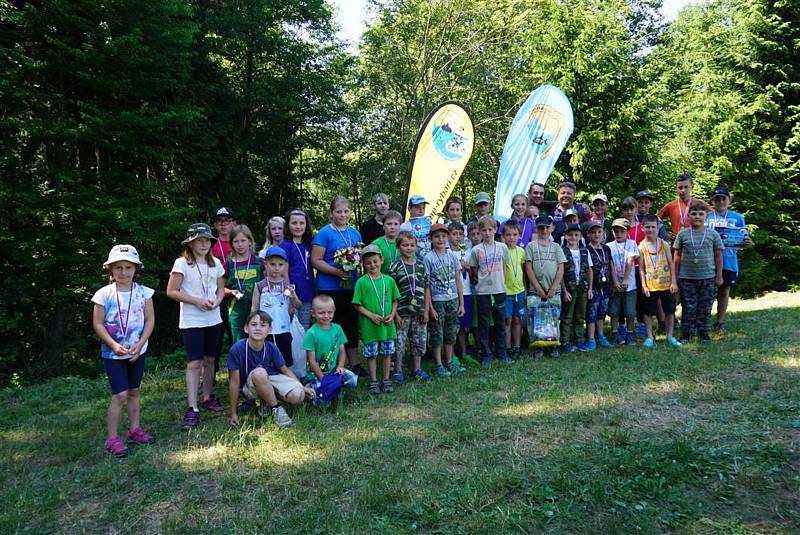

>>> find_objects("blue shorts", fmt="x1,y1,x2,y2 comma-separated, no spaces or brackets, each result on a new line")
104,354,146,395
505,292,526,319
459,295,473,330
182,324,223,362
362,340,396,359
586,288,610,323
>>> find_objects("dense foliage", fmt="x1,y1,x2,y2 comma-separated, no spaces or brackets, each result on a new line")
0,0,797,382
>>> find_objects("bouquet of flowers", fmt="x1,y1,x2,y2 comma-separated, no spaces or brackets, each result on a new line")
333,243,363,288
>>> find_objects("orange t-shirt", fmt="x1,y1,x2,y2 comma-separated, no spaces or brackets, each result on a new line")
657,198,693,237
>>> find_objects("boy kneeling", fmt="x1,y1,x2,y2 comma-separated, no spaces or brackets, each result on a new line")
227,311,312,427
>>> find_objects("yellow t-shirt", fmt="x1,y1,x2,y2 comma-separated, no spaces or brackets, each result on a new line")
638,238,672,291
504,246,525,296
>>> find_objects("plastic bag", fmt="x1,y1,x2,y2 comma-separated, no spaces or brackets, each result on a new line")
289,315,307,379
527,294,560,347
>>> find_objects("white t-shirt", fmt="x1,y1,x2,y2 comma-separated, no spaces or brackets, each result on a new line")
606,239,639,288
568,247,593,279
171,256,225,329
91,283,155,360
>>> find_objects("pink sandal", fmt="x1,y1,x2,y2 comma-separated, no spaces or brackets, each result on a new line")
127,427,155,445
105,436,129,458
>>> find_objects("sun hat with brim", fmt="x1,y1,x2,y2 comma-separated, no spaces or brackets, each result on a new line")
264,246,287,260
473,192,491,205
361,244,383,258
103,244,143,269
611,218,630,230
182,223,218,245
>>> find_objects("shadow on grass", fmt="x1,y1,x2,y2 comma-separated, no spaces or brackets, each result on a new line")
0,306,798,533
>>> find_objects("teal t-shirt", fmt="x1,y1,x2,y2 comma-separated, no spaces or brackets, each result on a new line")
352,273,400,344
303,323,347,381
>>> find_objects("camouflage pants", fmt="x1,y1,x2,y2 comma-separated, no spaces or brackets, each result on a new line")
396,315,427,361
679,278,716,338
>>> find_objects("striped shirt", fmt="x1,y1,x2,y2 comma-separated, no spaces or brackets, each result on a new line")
673,228,723,280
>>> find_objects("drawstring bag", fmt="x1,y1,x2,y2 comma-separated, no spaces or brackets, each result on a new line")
527,294,560,347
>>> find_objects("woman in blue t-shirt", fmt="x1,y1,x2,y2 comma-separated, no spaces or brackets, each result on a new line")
311,195,366,376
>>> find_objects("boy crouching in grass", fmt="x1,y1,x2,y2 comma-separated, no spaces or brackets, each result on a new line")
304,295,358,403
227,311,312,428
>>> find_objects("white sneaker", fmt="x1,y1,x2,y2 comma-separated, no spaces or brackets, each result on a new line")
272,406,294,428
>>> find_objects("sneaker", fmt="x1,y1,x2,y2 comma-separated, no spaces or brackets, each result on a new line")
586,339,597,351
497,353,514,363
643,337,654,348
598,335,612,348
576,342,591,352
381,379,394,393
105,436,129,458
127,427,155,445
625,333,636,346
667,337,682,348
451,356,464,369
392,371,405,385
413,368,432,382
564,344,576,353
481,356,491,367
181,408,200,430
533,349,544,359
463,354,481,367
450,360,467,373
201,395,223,412
271,406,294,428
351,364,369,378
550,347,560,358
238,398,255,414
435,365,451,377
636,322,646,338
612,331,625,345
369,381,381,395
714,323,726,334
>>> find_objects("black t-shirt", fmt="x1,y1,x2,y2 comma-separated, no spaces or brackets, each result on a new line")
359,216,384,246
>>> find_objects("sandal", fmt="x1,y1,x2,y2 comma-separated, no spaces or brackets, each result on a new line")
105,436,129,458
368,381,381,395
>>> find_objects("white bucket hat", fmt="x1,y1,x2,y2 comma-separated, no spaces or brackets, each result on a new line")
103,244,143,269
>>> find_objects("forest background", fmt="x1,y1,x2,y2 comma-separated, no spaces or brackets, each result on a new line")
1,0,797,384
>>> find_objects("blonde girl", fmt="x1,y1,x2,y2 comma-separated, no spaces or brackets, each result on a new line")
166,223,226,429
259,216,286,256
92,245,155,458
225,224,264,342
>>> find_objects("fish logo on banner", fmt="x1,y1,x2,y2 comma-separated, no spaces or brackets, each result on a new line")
404,102,475,219
494,85,574,223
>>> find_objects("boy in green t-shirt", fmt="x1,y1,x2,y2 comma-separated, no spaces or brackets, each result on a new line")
353,244,401,394
372,210,402,273
303,295,358,402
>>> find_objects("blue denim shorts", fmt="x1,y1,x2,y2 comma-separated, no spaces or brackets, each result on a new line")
504,292,526,319
586,288,610,323
362,340,396,359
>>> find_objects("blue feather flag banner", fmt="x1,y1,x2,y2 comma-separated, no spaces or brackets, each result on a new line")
493,85,574,223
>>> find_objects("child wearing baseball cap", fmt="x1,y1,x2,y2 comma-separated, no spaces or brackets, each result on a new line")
92,245,156,457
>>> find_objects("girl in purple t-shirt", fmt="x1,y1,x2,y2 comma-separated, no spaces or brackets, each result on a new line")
280,209,315,329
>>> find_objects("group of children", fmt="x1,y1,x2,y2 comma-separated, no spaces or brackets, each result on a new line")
92,173,751,457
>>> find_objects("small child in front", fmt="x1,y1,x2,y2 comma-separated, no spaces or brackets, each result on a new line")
502,220,527,357
673,201,723,343
469,215,512,365
92,245,156,457
607,218,639,345
638,215,682,348
425,224,465,376
353,244,400,394
388,231,432,383
227,311,310,428
560,224,593,352
524,215,566,358
303,295,358,397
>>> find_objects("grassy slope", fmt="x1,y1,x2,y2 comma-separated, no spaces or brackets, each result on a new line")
1,293,798,534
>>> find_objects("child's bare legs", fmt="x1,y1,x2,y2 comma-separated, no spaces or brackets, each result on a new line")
587,321,596,341
505,318,512,349
595,319,605,338
126,387,141,431
644,314,654,339
394,352,403,375
664,314,675,338
716,286,731,325
382,355,391,381
107,390,127,439
202,355,215,402
511,317,521,348
456,329,467,357
185,360,201,410
413,353,423,372
431,346,443,367
249,368,278,407
367,357,378,382
444,343,454,366
346,347,359,368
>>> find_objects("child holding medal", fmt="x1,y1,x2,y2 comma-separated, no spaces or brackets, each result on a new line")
167,223,227,429
424,224,465,377
225,225,263,342
388,231,432,383
638,214,681,348
353,244,400,394
673,201,724,343
252,246,301,365
92,245,156,457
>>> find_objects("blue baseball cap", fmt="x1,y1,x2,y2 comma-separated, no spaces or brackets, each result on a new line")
408,194,429,206
264,246,287,260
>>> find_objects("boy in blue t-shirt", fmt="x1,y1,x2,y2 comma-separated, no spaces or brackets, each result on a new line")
705,187,753,333
227,311,311,428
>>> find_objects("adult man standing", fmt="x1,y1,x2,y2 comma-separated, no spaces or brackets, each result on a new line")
359,193,390,246
550,181,590,239
527,183,557,216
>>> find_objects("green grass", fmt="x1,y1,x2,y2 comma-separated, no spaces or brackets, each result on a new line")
2,293,799,533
